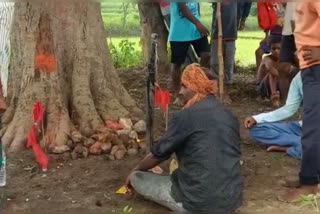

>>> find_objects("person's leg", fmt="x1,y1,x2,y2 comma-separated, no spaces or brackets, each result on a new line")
280,65,320,202
222,41,236,104
130,171,185,212
255,47,265,74
170,42,189,94
249,122,302,159
191,36,210,62
268,73,280,107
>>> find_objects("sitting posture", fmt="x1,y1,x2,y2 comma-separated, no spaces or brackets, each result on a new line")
256,35,282,107
245,72,302,159
125,64,243,213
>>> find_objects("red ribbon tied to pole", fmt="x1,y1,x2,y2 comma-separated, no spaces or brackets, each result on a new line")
154,84,170,113
26,102,49,171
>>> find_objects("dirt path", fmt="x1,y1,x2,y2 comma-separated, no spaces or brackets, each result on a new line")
0,69,316,214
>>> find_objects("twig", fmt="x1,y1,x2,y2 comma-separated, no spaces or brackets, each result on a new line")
104,193,111,200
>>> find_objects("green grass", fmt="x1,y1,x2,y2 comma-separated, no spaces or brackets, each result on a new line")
103,2,264,68
108,31,263,67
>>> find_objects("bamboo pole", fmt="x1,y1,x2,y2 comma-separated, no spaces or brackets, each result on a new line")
216,3,224,101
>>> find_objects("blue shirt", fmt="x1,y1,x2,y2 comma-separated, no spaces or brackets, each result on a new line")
253,72,303,126
169,3,202,42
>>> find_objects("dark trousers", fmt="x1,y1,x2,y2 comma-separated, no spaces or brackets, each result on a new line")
300,64,320,185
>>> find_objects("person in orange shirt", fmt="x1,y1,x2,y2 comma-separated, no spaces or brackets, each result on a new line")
279,2,320,202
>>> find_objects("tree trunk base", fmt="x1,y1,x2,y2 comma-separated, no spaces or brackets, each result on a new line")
3,0,142,154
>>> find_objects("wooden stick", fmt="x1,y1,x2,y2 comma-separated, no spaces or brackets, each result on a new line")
146,34,158,151
216,3,225,101
165,104,169,131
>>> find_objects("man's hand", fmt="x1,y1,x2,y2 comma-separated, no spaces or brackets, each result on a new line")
302,47,320,65
125,172,135,194
244,117,257,129
238,21,245,31
196,21,209,37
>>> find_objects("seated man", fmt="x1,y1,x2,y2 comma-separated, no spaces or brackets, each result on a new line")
256,35,282,107
126,64,243,213
244,72,302,159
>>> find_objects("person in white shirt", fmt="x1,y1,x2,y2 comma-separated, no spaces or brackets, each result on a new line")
244,72,302,159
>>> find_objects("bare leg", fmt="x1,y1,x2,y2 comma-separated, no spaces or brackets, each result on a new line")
171,63,182,94
222,84,232,105
255,47,264,75
269,74,280,107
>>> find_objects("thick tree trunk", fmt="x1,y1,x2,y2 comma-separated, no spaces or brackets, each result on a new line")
138,3,169,74
2,0,141,153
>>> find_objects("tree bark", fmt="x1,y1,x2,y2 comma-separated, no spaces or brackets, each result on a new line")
2,0,141,153
138,3,169,74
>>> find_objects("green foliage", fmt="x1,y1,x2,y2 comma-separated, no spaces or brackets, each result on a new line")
299,194,320,212
122,205,133,213
109,39,142,69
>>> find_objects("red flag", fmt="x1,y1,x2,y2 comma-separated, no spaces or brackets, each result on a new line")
26,102,49,171
154,85,170,113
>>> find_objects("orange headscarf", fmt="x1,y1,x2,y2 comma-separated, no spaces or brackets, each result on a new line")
181,63,218,108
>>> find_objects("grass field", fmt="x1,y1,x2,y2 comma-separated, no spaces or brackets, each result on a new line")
103,2,264,67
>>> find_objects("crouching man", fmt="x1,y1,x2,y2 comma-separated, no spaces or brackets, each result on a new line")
125,64,243,213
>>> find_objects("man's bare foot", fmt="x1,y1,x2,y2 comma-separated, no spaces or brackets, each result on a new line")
280,179,301,188
267,146,288,153
278,185,318,203
149,166,163,175
222,94,232,105
271,91,281,107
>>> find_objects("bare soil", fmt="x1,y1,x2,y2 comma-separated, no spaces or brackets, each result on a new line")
0,68,316,214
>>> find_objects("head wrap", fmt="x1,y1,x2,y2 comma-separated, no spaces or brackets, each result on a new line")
181,63,218,108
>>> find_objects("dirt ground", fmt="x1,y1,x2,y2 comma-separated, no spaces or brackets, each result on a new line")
0,68,317,214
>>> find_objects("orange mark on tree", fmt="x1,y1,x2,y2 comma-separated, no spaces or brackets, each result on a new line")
35,54,56,72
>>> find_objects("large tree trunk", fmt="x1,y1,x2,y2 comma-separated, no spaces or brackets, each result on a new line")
138,3,169,74
2,0,141,153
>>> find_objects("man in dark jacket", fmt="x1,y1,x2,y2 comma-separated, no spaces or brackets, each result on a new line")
125,64,243,213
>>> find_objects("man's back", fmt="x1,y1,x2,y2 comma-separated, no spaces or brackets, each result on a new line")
171,96,243,213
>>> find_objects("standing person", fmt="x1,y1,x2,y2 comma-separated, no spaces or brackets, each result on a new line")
169,2,210,97
211,1,237,104
278,2,298,101
125,64,243,213
280,2,320,202
160,3,198,66
237,2,252,31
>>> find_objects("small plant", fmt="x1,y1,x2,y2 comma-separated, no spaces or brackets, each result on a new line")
109,39,142,69
122,205,133,213
299,194,320,212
